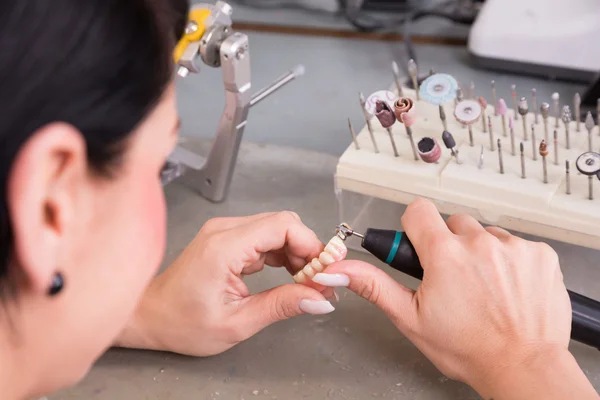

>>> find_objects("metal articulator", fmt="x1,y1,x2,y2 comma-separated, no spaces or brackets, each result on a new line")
162,1,304,202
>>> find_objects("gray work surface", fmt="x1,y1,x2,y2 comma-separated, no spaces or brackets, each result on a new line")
53,140,600,400
54,10,598,399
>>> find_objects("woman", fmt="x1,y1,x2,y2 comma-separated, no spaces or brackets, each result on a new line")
0,1,597,399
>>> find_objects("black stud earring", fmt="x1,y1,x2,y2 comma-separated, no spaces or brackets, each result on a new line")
47,272,64,296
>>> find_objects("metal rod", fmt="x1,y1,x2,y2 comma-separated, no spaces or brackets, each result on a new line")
539,140,548,183
392,61,404,97
520,142,526,179
566,160,571,194
359,92,379,153
552,92,560,128
532,88,538,124
469,125,474,147
488,116,494,151
439,105,448,131
406,125,418,161
509,117,516,156
347,118,359,150
541,102,550,143
531,125,537,161
574,93,581,132
497,138,504,174
250,65,304,107
501,115,507,137
491,80,498,116
553,130,559,166
589,176,594,200
386,127,400,157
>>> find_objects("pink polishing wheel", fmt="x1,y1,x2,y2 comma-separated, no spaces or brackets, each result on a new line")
417,137,441,163
496,98,508,116
400,109,417,127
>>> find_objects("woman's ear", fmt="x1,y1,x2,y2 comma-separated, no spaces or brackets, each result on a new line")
6,122,88,295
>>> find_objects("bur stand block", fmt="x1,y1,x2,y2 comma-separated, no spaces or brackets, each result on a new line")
335,86,600,253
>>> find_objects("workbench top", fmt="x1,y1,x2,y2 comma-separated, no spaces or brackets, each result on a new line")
52,140,600,400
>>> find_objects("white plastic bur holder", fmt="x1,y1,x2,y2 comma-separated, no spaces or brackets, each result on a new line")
335,85,600,252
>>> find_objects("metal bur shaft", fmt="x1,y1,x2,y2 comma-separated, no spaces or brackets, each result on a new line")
574,93,581,132
553,130,559,165
509,117,516,156
590,175,594,200
562,105,572,149
392,61,404,97
439,105,447,131
406,126,419,161
442,130,461,164
407,59,419,100
520,142,526,179
585,111,595,152
347,118,359,150
541,102,550,143
511,84,518,120
552,92,560,128
497,138,504,174
566,160,571,194
479,97,488,133
518,97,529,141
531,125,537,161
539,140,548,183
532,88,538,124
491,80,498,116
488,116,494,151
359,92,379,153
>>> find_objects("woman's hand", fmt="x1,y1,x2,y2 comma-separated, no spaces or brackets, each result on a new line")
312,198,598,399
116,211,335,357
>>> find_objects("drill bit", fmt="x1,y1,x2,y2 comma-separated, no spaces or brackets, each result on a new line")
509,117,516,156
469,81,475,99
478,97,487,133
540,102,550,143
566,160,571,195
531,125,537,161
407,59,419,100
497,98,508,137
478,145,484,169
442,130,461,164
391,61,404,97
539,140,548,183
586,111,595,151
552,92,560,128
511,84,518,120
406,125,419,161
491,80,498,116
347,118,359,150
553,130,559,166
589,175,594,200
562,105,572,149
359,92,379,153
532,88,538,124
374,100,399,157
518,97,529,141
439,105,447,131
497,138,504,174
520,142,526,179
488,116,494,151
574,93,581,132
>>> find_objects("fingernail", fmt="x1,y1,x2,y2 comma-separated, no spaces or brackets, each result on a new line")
312,273,350,287
299,299,335,315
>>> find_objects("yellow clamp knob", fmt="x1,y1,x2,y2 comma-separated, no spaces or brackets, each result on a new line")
173,8,212,64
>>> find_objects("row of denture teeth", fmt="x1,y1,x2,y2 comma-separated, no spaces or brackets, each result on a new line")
293,235,347,284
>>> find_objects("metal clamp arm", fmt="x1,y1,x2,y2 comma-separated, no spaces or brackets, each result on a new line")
163,1,303,203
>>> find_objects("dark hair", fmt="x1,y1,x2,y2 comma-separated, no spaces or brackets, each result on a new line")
0,0,190,299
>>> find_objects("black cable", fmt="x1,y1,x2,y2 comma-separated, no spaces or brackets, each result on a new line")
402,9,476,64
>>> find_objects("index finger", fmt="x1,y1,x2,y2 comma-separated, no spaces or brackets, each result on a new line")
401,198,452,260
232,211,324,269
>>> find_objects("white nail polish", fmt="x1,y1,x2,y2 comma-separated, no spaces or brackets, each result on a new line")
312,273,350,287
299,299,335,314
